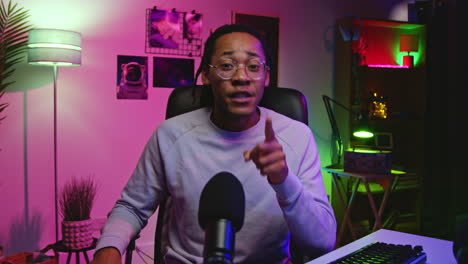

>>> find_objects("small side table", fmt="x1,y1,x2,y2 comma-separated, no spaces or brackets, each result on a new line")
322,167,406,248
41,238,97,264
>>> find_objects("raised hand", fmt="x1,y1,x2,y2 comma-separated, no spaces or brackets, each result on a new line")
244,118,288,184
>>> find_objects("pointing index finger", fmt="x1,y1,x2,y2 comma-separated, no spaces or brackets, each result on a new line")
265,117,275,142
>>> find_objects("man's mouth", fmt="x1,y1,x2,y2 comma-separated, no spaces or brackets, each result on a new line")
229,92,252,99
228,92,254,104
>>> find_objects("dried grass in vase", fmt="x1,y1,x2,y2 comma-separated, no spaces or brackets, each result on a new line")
59,177,97,221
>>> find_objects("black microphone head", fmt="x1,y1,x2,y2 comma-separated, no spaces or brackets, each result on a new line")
454,216,468,263
198,172,245,232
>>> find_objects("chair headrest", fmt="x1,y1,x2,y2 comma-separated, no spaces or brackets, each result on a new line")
166,85,308,125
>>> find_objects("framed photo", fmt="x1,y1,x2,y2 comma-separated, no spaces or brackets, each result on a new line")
153,57,194,88
146,8,203,56
116,55,148,100
232,12,279,87
374,132,393,149
148,9,183,49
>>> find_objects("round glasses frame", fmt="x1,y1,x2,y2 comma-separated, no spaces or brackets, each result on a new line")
208,59,269,80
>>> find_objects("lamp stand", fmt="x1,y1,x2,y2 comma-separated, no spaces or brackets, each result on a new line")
322,95,346,165
27,29,82,243
403,53,414,68
53,64,59,242
322,95,375,167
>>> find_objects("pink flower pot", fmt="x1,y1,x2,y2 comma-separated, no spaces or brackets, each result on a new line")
61,219,93,249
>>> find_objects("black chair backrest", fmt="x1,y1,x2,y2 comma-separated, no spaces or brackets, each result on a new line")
154,85,309,264
165,85,309,125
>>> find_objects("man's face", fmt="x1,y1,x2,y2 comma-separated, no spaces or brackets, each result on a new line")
202,32,270,122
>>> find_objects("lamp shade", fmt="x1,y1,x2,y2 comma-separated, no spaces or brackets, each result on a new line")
353,124,374,138
399,34,419,52
28,29,82,66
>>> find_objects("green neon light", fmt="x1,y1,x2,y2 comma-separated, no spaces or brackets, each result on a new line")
353,131,374,138
28,43,81,50
393,30,424,67
347,148,390,153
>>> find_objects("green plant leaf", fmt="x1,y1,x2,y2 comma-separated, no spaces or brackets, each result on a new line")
0,0,31,120
0,102,8,111
4,25,31,41
0,80,15,89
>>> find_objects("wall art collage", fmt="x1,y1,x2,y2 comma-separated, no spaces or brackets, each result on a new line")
116,8,279,100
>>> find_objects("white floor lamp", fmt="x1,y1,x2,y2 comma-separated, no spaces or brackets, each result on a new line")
27,29,82,242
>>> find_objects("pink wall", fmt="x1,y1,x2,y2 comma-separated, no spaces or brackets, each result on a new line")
0,0,408,262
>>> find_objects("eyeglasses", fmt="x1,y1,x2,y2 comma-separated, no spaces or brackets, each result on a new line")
208,59,269,80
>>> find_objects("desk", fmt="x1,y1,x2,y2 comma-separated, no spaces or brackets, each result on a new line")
306,229,456,264
323,167,406,247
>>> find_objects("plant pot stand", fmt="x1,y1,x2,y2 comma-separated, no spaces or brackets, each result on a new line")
41,238,97,264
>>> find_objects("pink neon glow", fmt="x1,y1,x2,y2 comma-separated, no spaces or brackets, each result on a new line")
367,64,409,68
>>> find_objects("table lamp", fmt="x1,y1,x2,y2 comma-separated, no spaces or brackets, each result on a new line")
400,34,419,68
28,29,82,241
323,95,374,165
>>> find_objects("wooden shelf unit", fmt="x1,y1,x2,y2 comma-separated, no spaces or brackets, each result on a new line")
332,17,427,240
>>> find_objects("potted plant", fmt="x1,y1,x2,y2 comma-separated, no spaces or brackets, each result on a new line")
0,0,32,123
59,177,97,249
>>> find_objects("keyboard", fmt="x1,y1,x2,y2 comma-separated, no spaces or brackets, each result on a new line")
328,242,427,264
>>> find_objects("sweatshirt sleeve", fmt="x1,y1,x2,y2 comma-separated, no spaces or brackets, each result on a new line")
95,130,168,255
271,129,337,257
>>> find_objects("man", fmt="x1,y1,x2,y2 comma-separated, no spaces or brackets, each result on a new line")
92,24,336,264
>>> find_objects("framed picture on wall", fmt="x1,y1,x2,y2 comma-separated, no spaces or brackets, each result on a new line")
116,55,148,100
148,9,183,49
153,57,194,88
232,12,279,87
146,8,203,57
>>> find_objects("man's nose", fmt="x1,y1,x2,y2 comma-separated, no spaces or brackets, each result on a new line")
232,64,250,81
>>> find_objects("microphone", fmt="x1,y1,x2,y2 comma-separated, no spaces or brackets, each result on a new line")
198,172,245,264
454,217,468,264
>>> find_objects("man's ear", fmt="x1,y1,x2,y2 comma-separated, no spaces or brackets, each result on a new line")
201,70,211,85
264,69,270,87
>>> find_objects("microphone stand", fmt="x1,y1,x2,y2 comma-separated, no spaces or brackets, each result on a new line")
203,219,235,264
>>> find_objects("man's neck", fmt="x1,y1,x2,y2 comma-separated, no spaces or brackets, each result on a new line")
211,108,260,132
